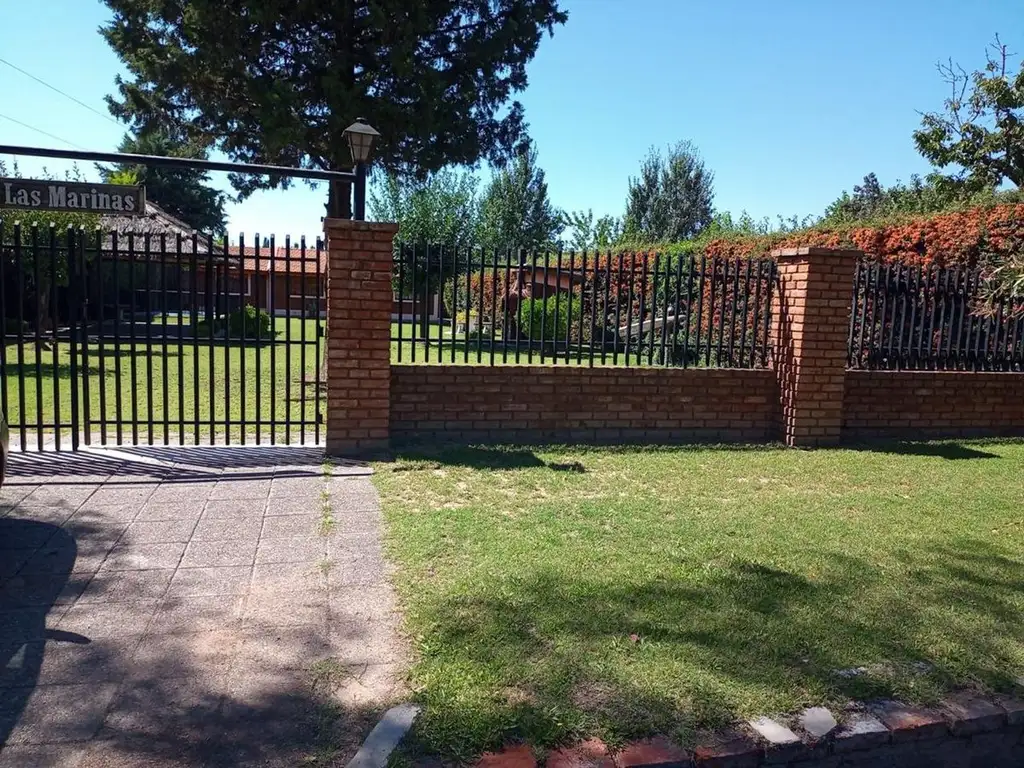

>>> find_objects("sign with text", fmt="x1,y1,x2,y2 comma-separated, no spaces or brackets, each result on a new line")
0,178,145,215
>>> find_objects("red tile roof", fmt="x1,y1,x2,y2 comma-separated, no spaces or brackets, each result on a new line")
224,245,325,275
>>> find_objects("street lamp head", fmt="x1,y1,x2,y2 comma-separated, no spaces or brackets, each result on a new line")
343,118,380,165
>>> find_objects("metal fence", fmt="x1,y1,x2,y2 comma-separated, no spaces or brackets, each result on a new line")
0,220,324,450
848,261,1024,371
392,245,777,368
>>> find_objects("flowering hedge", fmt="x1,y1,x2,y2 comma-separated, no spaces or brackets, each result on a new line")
698,203,1024,269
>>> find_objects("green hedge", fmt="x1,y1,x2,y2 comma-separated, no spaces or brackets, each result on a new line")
518,295,582,341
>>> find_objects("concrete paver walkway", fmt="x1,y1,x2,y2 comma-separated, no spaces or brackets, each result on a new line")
0,445,407,767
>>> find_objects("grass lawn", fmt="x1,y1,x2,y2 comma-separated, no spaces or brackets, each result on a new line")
3,317,323,445
373,441,1024,760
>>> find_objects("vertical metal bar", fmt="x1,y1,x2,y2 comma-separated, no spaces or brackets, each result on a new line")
221,242,231,445
269,234,277,444
514,248,523,365
694,256,706,368
160,235,170,444
128,233,139,443
565,251,575,365
935,267,950,369
638,253,651,366
527,249,538,364
51,225,63,448
410,243,418,363
31,225,43,449
239,235,247,444
951,268,966,369
854,262,868,370
715,258,727,367
612,254,624,366
727,258,740,367
464,246,472,365
917,265,931,368
298,236,306,444
284,236,292,444
176,234,185,443
191,234,200,443
14,223,27,450
490,245,499,365
423,242,432,359
578,251,589,366
503,248,512,365
539,250,549,364
995,297,1007,370
144,234,154,443
553,249,563,365
660,254,674,366
761,261,775,368
78,230,91,447
907,265,920,368
878,264,891,369
596,252,607,366
0,221,8,442
646,253,658,366
450,246,458,364
314,237,323,445
66,227,80,451
207,235,216,443
706,257,717,367
396,244,404,363
476,247,485,364
112,231,123,445
847,261,861,369
739,259,751,368
623,252,636,364
1008,296,1021,371
254,236,262,442
970,270,983,370
681,257,695,369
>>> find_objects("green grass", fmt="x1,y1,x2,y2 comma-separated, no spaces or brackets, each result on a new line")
373,441,1024,759
3,317,323,444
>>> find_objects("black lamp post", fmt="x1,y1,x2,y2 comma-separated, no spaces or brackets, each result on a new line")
342,118,380,221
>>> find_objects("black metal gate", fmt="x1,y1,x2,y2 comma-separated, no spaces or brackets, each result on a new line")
0,218,325,450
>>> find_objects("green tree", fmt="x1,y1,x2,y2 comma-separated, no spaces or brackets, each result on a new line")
100,0,568,216
565,209,623,250
369,168,479,247
623,140,714,242
477,145,563,251
821,172,982,224
100,129,228,234
914,35,1024,192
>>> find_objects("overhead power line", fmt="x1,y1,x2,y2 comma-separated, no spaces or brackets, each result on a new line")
0,113,86,151
0,56,122,127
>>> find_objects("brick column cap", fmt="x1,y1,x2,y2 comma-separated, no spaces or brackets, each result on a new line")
771,246,863,262
324,218,400,235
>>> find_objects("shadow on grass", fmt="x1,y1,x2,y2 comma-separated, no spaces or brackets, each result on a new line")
845,441,1002,460
406,537,1024,757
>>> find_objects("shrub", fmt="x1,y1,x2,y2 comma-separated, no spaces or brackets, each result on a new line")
227,304,272,339
518,295,582,341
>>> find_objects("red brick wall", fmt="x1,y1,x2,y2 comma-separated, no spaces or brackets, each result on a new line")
843,370,1024,439
390,366,779,445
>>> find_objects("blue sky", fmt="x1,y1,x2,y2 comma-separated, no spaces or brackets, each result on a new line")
0,0,1020,240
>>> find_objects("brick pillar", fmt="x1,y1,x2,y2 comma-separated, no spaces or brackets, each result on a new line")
324,218,398,456
771,247,860,447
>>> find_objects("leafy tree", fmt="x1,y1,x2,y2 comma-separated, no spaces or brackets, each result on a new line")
100,0,568,217
914,35,1024,191
565,209,622,250
822,172,981,224
369,168,479,247
100,129,228,234
623,141,714,242
477,145,563,251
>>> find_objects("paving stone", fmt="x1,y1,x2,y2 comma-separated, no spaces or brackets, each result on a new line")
100,542,186,571
613,736,690,768
0,485,38,506
67,503,141,524
331,585,399,622
202,498,267,519
0,744,88,768
57,600,159,637
60,521,128,548
327,662,407,707
348,702,421,768
869,699,947,742
0,683,118,744
1,636,137,687
242,589,328,628
0,520,58,549
234,624,333,671
4,505,78,527
19,546,90,576
179,539,258,568
942,692,1006,736
832,712,891,753
328,553,386,587
101,676,227,738
995,694,1024,726
251,562,326,594
129,629,240,679
209,479,271,500
0,605,64,646
547,739,614,768
147,482,216,505
86,486,155,507
254,536,325,565
692,730,761,768
135,499,207,521
165,565,252,598
0,547,35,578
259,514,319,540
149,594,245,635
121,519,197,544
1,572,93,607
798,706,838,740
76,569,174,603
269,476,324,499
475,744,537,768
23,485,99,508
265,495,323,517
191,516,262,543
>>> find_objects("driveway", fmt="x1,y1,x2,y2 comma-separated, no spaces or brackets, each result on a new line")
0,445,407,767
